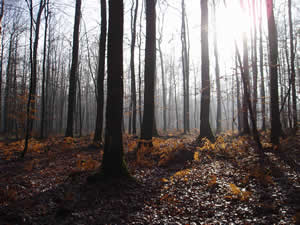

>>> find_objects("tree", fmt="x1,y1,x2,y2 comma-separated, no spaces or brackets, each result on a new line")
157,3,166,133
288,0,297,132
212,0,221,134
65,0,82,137
251,0,258,125
236,42,263,153
101,0,129,177
240,0,250,135
259,0,266,130
40,0,49,139
0,0,4,123
181,0,190,134
265,0,282,145
128,0,138,135
140,0,156,145
198,0,215,142
22,0,45,157
93,0,107,143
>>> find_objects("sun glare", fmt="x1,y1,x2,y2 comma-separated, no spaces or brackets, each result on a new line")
216,2,253,54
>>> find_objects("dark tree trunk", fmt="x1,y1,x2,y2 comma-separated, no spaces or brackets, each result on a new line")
129,0,138,135
181,0,190,134
235,57,242,133
101,0,129,177
265,0,282,145
259,0,266,130
40,0,49,139
22,0,45,158
241,33,251,135
140,0,156,144
251,0,258,125
3,33,13,134
158,40,166,132
198,0,215,142
137,0,144,132
94,0,107,143
65,0,81,137
288,0,297,132
212,0,221,134
172,64,179,131
0,0,4,128
236,42,263,153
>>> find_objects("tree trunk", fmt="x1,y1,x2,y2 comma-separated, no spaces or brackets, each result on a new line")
265,0,282,145
259,0,266,130
158,42,166,132
3,33,13,134
101,0,129,178
40,0,49,139
288,0,297,132
138,0,144,132
251,0,258,125
212,0,221,134
65,0,81,137
198,0,215,142
236,42,263,153
129,0,138,135
94,0,107,143
140,0,156,145
22,0,45,157
181,0,190,134
235,61,242,133
0,0,4,128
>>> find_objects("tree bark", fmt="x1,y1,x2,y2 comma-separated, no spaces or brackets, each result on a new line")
65,0,81,137
140,0,156,145
40,0,49,139
129,0,138,135
288,0,297,132
265,0,282,145
101,0,129,177
212,0,221,134
94,0,107,143
198,0,215,142
22,0,45,157
259,0,266,130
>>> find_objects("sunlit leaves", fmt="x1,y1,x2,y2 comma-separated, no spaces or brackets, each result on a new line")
76,155,100,171
207,175,217,187
225,183,252,201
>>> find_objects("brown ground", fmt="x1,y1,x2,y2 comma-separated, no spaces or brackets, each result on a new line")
0,131,299,224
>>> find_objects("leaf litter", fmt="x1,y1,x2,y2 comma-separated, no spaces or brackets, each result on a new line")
0,131,299,224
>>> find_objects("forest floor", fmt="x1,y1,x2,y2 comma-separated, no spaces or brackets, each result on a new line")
0,129,300,224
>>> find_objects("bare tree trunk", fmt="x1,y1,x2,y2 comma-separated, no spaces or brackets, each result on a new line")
22,0,45,157
129,0,138,135
236,42,263,152
212,0,221,134
198,0,215,142
140,0,156,145
0,0,4,128
40,0,49,139
181,0,190,134
235,58,242,133
172,63,179,130
101,0,129,178
259,0,266,130
65,0,81,137
3,32,13,134
137,0,144,132
94,0,107,143
265,0,282,145
251,0,258,125
288,0,297,132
